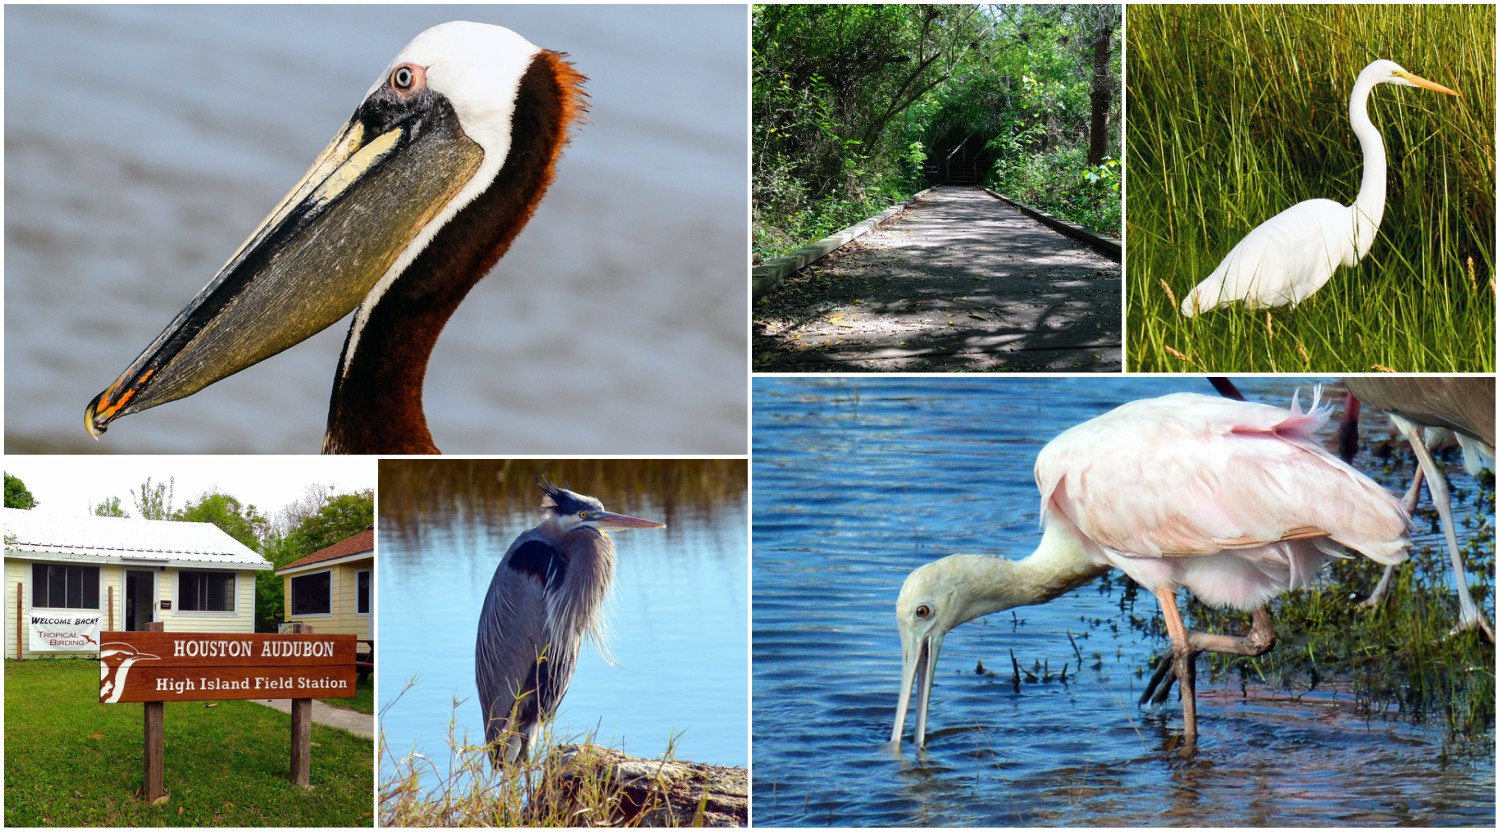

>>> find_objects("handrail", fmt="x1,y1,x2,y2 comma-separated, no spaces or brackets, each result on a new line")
944,130,982,182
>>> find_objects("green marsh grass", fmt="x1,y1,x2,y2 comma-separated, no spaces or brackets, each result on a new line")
379,684,699,827
4,659,374,827
1126,5,1494,371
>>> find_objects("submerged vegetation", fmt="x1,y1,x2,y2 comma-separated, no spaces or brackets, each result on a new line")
753,3,1121,263
1127,4,1495,371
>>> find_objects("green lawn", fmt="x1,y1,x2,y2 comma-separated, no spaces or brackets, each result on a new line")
5,659,374,827
322,674,373,715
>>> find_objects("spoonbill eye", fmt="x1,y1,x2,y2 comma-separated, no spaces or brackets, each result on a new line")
915,604,932,619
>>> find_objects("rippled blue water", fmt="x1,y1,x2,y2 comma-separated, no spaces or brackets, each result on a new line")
379,476,748,774
752,376,1494,827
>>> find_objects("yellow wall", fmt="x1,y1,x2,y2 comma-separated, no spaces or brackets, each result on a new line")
283,557,372,641
3,558,260,660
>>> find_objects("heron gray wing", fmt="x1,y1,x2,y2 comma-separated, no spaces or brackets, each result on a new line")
1345,376,1496,450
475,532,570,762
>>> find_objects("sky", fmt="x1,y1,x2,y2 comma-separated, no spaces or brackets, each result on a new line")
3,456,375,521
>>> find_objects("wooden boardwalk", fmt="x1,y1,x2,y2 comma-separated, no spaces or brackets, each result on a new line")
754,186,1121,371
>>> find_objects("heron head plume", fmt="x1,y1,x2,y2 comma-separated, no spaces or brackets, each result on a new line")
535,474,665,534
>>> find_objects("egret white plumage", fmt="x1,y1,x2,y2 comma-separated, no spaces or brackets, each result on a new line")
892,392,1409,755
1181,60,1457,316
475,476,664,765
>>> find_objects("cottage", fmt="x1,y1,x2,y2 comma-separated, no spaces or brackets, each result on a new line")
277,528,373,641
2,508,272,659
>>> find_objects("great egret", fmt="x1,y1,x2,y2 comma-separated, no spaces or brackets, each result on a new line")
1180,59,1457,317
892,392,1408,756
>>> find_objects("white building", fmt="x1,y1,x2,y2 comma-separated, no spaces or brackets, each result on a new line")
3,508,273,659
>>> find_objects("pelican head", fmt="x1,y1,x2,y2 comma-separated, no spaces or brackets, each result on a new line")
85,21,587,453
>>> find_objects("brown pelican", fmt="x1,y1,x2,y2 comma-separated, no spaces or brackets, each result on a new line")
84,22,587,453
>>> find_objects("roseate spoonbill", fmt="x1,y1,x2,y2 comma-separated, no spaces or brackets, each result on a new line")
892,391,1409,755
86,22,587,453
1181,60,1457,316
1341,376,1494,640
476,476,664,764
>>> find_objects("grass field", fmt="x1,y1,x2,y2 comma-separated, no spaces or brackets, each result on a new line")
1126,4,1495,371
323,674,373,715
5,659,374,827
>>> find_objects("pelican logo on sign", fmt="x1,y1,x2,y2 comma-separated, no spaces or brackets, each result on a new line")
99,641,161,704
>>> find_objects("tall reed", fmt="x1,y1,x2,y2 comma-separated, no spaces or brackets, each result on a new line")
1126,4,1494,371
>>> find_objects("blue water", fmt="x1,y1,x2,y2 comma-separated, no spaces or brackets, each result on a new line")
5,4,746,453
752,376,1495,827
378,470,748,776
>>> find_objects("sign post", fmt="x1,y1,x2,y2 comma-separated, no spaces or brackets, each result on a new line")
99,630,357,801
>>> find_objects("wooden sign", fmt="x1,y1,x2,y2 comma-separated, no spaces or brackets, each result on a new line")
99,632,357,704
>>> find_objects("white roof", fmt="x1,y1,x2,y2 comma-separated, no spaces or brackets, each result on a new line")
3,508,272,570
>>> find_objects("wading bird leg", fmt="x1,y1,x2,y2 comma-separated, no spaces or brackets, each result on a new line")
1400,424,1496,642
1140,652,1176,706
1140,607,1278,709
1153,587,1199,756
1363,467,1424,608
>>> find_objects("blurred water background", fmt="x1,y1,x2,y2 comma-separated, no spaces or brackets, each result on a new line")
5,5,747,453
378,459,748,780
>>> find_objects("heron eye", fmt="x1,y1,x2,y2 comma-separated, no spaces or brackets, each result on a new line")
915,604,932,619
578,511,590,519
391,65,417,91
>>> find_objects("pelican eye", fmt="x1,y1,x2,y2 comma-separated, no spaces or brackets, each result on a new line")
915,604,932,619
391,64,418,92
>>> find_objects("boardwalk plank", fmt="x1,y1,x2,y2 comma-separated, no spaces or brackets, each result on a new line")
754,186,1121,372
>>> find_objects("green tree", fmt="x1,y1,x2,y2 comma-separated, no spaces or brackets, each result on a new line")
256,487,375,632
175,491,267,552
5,473,37,509
132,477,175,520
752,3,1122,255
93,497,128,518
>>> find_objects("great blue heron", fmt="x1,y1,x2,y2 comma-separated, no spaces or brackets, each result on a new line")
475,476,664,765
893,392,1408,756
1340,376,1495,640
85,22,587,453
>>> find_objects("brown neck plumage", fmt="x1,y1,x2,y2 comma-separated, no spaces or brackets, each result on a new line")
322,51,588,454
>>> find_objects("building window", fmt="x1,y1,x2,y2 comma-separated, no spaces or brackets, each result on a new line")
32,563,100,609
356,569,371,615
291,571,332,616
179,571,235,612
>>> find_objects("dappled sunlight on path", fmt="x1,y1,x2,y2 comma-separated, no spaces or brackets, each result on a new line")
754,186,1121,371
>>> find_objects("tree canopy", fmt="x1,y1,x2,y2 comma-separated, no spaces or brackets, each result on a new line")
5,473,37,509
753,3,1120,261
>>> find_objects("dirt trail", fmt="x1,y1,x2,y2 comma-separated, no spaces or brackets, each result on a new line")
754,186,1121,371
